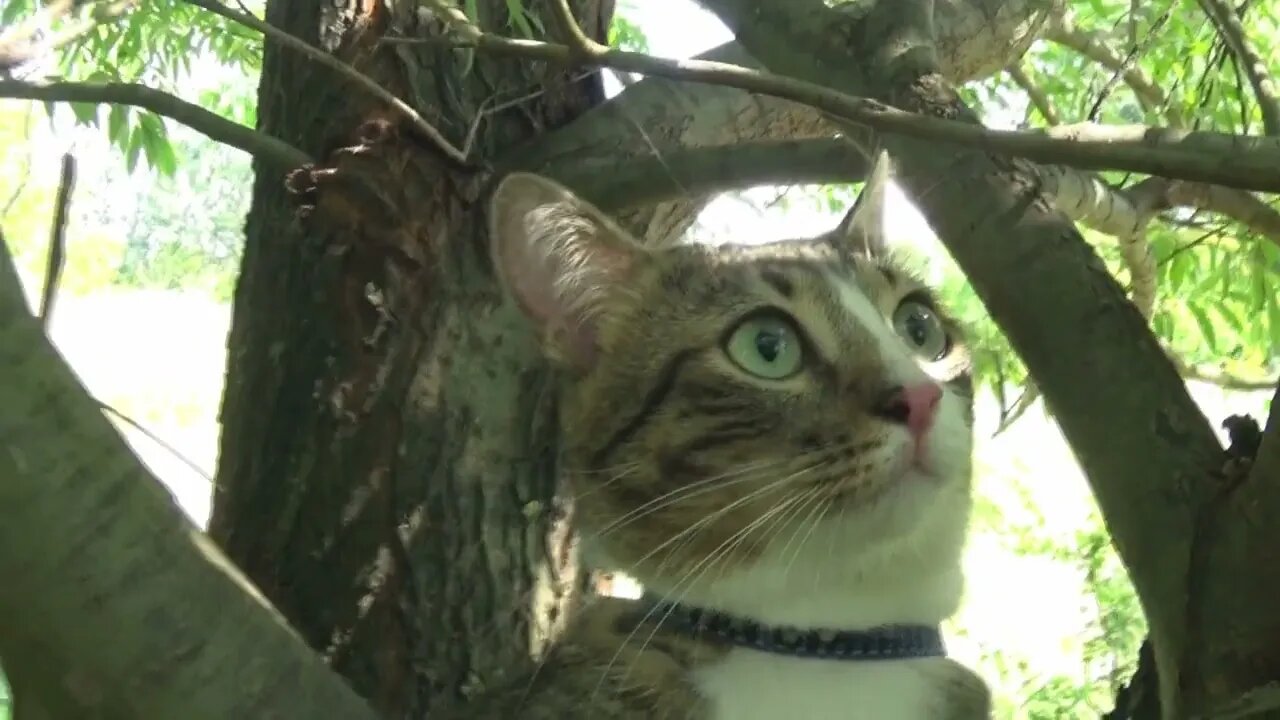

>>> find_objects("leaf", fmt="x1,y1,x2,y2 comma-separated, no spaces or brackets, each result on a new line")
125,127,144,173
1252,244,1269,311
504,0,535,38
148,133,178,176
107,104,130,146
1,0,31,24
1269,292,1280,352
1215,300,1244,336
1168,249,1192,292
1153,310,1173,342
1188,303,1219,352
69,102,98,126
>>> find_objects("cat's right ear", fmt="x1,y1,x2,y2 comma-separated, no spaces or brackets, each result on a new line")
488,172,647,371
831,150,891,258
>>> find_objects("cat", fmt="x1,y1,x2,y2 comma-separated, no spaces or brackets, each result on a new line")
462,151,990,719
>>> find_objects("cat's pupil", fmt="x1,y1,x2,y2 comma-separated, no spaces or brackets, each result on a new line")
755,331,785,362
904,309,930,347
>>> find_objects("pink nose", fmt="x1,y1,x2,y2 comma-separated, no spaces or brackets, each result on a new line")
874,382,942,442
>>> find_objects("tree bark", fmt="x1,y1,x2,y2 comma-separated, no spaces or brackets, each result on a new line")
209,1,611,715
0,234,378,720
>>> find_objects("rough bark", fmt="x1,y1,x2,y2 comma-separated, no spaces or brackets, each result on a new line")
209,1,610,715
0,236,378,720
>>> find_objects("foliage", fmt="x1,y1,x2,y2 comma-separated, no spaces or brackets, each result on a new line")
4,0,261,175
955,1,1280,397
0,102,250,302
1005,518,1145,717
608,3,650,53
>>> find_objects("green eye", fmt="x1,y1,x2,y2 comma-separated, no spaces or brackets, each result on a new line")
725,313,804,379
892,298,949,361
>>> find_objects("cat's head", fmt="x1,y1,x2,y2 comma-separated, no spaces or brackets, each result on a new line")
488,154,973,602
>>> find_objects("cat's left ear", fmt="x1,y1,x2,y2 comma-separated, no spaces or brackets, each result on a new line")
831,150,891,258
488,172,648,371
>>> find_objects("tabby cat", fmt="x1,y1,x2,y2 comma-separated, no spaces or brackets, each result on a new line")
465,152,990,719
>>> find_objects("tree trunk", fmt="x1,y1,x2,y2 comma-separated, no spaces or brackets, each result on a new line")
209,1,611,715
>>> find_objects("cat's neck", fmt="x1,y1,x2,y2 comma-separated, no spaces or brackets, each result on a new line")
634,517,967,631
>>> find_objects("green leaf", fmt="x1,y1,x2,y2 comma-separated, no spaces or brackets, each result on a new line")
1269,292,1280,351
1215,301,1244,335
107,104,130,145
125,127,144,173
1188,303,1219,352
1252,244,1269,311
504,0,535,38
1153,309,1173,341
69,102,98,126
1,0,31,23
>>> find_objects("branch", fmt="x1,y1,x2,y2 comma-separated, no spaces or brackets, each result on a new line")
1007,63,1060,125
1196,0,1280,135
0,232,380,720
495,38,832,244
181,0,467,164
441,22,1280,192
39,153,75,327
528,138,869,212
0,79,311,169
538,133,1280,256
1130,177,1280,250
1044,14,1184,127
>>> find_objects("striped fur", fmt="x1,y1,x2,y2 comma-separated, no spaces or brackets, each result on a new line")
477,153,989,719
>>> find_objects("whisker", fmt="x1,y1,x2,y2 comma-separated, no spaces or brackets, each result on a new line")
569,461,643,499
771,484,828,573
781,487,833,583
583,439,861,544
634,466,816,581
584,453,802,540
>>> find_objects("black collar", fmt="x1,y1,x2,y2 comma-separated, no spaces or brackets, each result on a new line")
640,595,946,661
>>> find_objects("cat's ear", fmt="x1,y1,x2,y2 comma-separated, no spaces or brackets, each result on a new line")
831,150,891,258
488,172,647,370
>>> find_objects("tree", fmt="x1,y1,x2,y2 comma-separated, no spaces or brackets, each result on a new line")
1,0,1278,718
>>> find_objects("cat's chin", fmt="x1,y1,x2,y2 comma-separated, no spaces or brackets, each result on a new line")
626,470,971,629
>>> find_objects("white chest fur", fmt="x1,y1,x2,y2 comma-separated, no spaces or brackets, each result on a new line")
693,650,948,720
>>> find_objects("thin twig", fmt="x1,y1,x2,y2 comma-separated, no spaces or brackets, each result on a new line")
994,385,1040,436
181,0,468,164
429,14,1280,192
459,68,600,156
1045,15,1184,127
1086,8,1173,123
39,154,75,327
98,400,213,482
